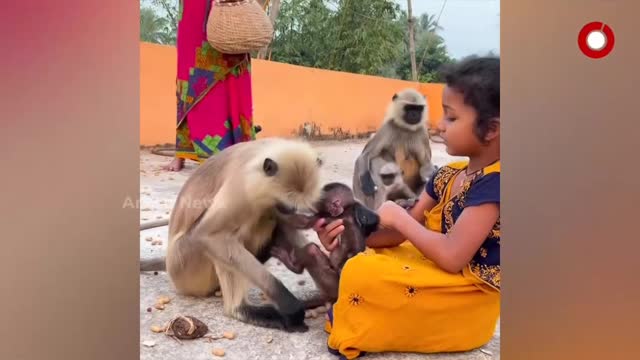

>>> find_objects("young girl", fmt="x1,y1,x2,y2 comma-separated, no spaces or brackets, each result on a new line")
314,56,500,359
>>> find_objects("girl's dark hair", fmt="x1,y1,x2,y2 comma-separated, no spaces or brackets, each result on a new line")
439,55,500,143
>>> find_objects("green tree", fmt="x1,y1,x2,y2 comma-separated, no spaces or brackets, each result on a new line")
325,0,404,75
395,12,454,82
269,0,334,67
139,1,178,45
150,0,179,44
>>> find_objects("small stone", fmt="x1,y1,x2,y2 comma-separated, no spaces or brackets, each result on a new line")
154,303,165,310
214,290,222,297
266,336,273,344
145,237,153,242
223,331,236,340
154,271,159,275
142,340,156,347
297,280,306,286
142,208,151,212
146,307,152,313
157,296,171,305
212,348,225,357
156,216,163,219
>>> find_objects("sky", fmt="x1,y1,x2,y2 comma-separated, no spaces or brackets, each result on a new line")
400,0,500,59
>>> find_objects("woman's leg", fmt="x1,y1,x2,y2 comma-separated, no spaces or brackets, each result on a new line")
163,157,184,171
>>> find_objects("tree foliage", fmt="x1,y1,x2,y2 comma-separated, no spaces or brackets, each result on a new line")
269,0,454,81
140,0,178,45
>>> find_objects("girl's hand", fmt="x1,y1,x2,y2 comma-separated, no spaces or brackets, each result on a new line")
312,218,344,252
377,200,407,229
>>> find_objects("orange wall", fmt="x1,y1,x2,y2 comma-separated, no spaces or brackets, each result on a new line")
140,42,444,146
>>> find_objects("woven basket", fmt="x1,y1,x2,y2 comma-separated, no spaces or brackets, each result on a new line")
206,0,274,54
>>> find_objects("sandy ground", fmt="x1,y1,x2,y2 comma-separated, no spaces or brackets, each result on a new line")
139,139,499,360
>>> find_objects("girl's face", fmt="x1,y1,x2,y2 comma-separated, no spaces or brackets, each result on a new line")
438,86,485,157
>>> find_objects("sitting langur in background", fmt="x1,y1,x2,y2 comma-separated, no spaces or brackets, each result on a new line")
371,158,417,208
270,182,379,305
140,138,328,333
353,88,436,210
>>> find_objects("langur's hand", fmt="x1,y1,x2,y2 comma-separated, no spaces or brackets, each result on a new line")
313,218,344,252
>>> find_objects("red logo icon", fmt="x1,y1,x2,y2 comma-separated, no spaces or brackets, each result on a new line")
578,21,615,59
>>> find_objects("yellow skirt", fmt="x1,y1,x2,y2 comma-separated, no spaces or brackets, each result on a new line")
325,241,500,359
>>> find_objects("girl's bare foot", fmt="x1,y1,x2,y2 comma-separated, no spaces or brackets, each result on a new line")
163,157,185,171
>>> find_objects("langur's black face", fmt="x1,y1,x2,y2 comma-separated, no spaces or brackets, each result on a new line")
313,182,380,236
402,104,425,125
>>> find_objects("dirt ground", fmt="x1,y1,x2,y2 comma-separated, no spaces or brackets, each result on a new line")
139,139,499,360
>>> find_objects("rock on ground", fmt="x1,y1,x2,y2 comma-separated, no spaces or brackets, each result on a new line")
139,139,499,360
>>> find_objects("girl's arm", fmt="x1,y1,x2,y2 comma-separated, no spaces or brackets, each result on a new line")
366,190,437,248
378,201,499,273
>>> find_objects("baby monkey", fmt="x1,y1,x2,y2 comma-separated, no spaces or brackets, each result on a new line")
269,182,379,304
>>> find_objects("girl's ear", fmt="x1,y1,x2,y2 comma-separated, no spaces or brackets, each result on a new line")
484,117,500,142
